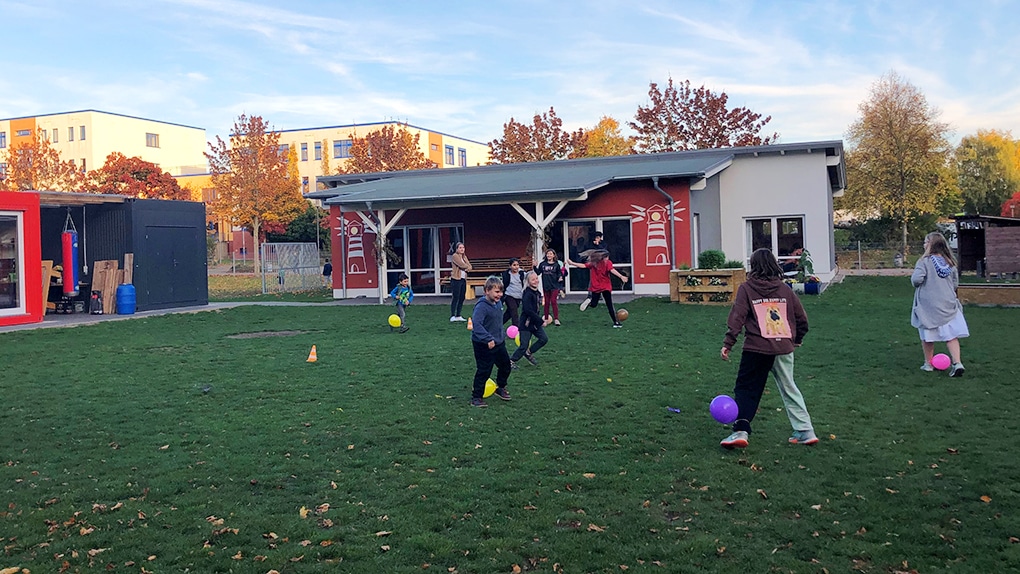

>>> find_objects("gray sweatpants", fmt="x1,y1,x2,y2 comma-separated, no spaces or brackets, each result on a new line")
770,352,814,432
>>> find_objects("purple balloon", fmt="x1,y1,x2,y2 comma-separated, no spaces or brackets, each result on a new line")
710,395,738,424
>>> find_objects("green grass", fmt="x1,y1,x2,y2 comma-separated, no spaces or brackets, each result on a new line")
208,274,334,302
2,277,1019,573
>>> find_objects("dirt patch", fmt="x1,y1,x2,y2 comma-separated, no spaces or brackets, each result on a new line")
226,330,313,339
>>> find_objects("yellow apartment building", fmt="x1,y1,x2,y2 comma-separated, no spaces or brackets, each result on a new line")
0,110,207,178
277,122,491,194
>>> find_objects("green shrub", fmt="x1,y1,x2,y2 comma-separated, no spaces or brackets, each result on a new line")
723,259,745,269
697,249,727,269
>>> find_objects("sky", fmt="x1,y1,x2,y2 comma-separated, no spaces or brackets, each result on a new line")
2,0,1019,148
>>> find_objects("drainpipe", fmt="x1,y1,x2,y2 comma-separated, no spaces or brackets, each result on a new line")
652,177,676,269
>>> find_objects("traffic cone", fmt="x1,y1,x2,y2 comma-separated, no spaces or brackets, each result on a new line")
466,317,473,330
306,345,318,362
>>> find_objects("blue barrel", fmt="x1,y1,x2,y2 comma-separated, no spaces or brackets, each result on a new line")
116,284,136,314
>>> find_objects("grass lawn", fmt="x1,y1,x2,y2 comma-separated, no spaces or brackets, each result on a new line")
208,274,335,303
2,277,1019,573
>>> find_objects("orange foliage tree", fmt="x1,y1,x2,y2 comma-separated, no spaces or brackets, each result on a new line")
84,152,189,199
0,129,82,191
488,107,585,164
343,124,436,173
576,116,634,158
205,114,307,273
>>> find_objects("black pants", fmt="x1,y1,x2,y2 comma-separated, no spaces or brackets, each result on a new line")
472,341,511,399
511,325,548,361
502,296,521,325
592,291,619,324
450,278,467,317
732,350,777,433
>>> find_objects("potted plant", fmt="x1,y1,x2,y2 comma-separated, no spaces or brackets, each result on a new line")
792,249,820,294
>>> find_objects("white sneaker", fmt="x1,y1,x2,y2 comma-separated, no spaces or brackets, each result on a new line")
920,363,934,372
720,431,749,449
579,298,591,311
456,316,467,322
450,316,458,322
949,362,965,377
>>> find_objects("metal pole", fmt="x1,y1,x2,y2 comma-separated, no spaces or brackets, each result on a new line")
857,241,862,269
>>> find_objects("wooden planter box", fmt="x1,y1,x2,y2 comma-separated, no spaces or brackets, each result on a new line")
958,284,1020,306
670,268,746,304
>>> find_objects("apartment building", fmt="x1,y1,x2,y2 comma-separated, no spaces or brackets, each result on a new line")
276,122,490,194
0,110,207,178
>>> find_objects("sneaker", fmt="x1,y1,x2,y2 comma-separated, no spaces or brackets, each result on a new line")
470,398,488,408
612,322,622,328
455,316,467,322
920,363,934,372
398,325,409,333
450,316,459,322
525,353,538,366
579,298,591,311
720,431,749,449
554,319,561,326
509,360,519,370
494,387,511,401
789,430,819,446
949,363,965,377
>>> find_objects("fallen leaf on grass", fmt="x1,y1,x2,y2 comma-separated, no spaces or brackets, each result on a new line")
587,523,605,532
315,503,330,514
232,551,242,560
376,531,392,537
158,445,169,450
320,540,333,547
583,473,596,479
253,555,267,561
946,448,959,454
811,504,822,511
299,506,309,519
757,489,768,499
981,495,992,503
299,540,311,547
80,526,95,536
512,565,522,573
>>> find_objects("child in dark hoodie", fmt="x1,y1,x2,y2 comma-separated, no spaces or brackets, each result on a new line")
719,248,815,449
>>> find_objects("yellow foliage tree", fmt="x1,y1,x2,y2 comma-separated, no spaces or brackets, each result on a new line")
577,116,634,158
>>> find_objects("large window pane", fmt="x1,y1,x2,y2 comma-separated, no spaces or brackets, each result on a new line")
0,214,22,310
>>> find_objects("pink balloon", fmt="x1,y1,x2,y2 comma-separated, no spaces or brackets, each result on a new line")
506,325,519,339
710,395,738,424
931,353,951,370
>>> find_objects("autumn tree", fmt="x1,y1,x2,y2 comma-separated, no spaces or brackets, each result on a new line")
84,152,189,199
955,130,1020,215
205,114,308,273
488,107,585,164
0,129,82,191
1002,191,1020,218
576,116,634,158
319,139,332,184
839,72,958,253
343,124,436,173
629,78,779,153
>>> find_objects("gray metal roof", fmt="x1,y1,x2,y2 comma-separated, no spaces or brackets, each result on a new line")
309,141,843,211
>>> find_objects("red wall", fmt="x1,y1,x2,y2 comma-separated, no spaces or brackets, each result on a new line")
0,191,43,327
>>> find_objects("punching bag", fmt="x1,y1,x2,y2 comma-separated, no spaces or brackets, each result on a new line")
62,230,79,297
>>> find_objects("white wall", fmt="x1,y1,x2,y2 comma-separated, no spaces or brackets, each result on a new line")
718,153,837,281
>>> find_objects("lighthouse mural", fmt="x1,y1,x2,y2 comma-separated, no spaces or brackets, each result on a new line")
341,216,368,274
630,202,686,266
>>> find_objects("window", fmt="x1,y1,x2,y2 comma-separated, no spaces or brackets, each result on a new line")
68,127,74,142
301,143,308,161
314,141,322,161
146,133,160,148
333,139,352,159
52,128,58,143
302,177,309,193
0,132,5,148
80,158,86,172
430,143,438,151
458,148,467,167
80,126,86,140
0,212,25,314
278,144,289,158
16,129,30,137
746,216,804,267
444,145,454,165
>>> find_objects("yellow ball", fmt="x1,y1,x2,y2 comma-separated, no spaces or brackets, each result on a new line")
483,378,497,398
387,314,401,328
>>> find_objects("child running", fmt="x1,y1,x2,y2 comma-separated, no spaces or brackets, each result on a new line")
912,231,968,376
566,249,629,327
719,248,814,449
469,276,512,407
388,272,413,333
510,271,550,369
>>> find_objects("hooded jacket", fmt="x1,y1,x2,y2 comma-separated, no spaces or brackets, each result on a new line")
723,276,809,355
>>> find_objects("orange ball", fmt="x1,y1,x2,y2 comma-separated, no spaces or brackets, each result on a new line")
616,308,629,322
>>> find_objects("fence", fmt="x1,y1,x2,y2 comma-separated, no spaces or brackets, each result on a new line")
260,243,321,294
835,241,926,270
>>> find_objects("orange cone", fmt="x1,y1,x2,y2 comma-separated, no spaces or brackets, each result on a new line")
307,345,318,362
466,317,473,330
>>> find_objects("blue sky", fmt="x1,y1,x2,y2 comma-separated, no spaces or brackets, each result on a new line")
3,0,1018,147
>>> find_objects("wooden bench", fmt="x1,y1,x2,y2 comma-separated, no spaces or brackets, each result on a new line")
443,256,532,299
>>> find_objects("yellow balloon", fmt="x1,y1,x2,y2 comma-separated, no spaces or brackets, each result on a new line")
515,334,520,346
483,378,497,398
387,314,401,328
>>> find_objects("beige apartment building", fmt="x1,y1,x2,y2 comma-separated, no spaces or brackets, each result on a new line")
277,122,491,194
0,110,207,178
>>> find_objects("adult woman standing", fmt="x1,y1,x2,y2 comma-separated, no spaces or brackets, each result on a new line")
911,231,968,377
449,242,472,322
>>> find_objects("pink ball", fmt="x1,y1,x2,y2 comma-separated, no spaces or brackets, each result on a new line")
931,353,951,370
507,325,519,339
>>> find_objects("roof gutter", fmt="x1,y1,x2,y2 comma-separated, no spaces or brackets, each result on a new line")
652,177,676,269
